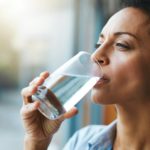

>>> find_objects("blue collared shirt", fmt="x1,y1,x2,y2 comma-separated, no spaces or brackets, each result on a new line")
63,120,117,150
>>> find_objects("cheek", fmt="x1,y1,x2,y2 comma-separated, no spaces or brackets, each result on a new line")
111,54,149,99
111,51,143,83
111,55,131,85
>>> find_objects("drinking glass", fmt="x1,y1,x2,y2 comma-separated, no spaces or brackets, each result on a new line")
32,51,103,120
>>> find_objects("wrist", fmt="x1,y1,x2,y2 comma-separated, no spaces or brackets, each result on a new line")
24,135,52,150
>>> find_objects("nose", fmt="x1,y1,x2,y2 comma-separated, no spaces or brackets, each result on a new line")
91,49,109,66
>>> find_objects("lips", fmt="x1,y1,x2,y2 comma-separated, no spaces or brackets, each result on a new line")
94,75,109,87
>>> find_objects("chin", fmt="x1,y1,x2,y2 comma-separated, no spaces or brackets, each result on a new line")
91,89,115,105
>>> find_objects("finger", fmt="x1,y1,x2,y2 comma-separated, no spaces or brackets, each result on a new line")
63,107,78,119
20,101,40,117
29,71,49,86
29,77,45,86
21,86,37,104
21,86,37,97
40,71,49,79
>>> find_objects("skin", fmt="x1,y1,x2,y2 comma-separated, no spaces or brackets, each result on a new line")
21,7,150,150
91,7,150,150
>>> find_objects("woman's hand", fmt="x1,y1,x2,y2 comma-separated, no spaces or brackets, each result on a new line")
20,71,78,149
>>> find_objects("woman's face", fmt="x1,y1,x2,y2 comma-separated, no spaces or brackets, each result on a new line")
91,7,150,105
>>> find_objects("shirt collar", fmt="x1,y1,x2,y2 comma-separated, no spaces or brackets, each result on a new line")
88,120,117,149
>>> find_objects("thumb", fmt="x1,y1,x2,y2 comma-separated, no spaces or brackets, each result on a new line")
63,107,78,119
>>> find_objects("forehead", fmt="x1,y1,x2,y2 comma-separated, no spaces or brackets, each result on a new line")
102,7,150,37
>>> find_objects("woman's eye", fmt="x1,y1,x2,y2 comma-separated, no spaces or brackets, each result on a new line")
116,43,130,50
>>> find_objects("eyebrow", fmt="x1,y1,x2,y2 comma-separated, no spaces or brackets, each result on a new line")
100,32,138,40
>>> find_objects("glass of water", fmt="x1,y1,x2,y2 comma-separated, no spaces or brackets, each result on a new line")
32,51,103,120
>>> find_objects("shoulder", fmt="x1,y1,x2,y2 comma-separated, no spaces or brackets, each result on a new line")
74,125,106,140
63,125,106,150
63,120,117,150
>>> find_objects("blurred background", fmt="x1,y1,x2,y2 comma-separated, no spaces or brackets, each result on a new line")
0,0,120,149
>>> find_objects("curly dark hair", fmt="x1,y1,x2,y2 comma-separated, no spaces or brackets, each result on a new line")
122,0,150,16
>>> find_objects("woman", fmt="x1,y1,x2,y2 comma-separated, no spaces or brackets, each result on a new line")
21,0,150,149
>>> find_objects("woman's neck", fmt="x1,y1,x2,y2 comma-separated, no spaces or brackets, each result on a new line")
113,100,150,150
